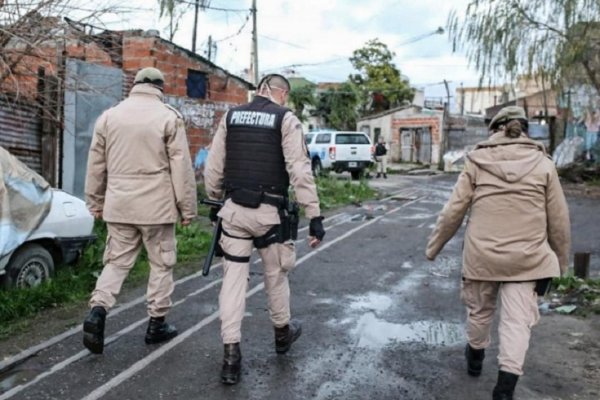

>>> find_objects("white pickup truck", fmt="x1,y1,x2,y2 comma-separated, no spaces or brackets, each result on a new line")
305,131,373,180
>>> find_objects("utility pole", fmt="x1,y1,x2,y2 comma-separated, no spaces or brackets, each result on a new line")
192,0,200,53
251,0,259,86
206,35,217,61
207,35,212,61
460,82,465,115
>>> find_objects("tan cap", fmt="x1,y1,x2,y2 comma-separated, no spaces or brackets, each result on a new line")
489,106,527,130
133,67,165,85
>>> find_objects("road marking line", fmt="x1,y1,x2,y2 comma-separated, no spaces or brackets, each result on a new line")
80,198,422,400
0,211,347,373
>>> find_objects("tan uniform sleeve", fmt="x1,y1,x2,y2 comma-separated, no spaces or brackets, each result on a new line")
546,165,571,274
204,114,227,200
165,115,198,220
281,112,320,219
85,112,108,212
425,161,475,260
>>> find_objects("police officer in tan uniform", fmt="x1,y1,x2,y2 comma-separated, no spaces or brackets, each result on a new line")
83,67,197,354
426,106,570,400
204,73,325,385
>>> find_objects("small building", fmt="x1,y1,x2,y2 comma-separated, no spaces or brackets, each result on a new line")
357,105,444,165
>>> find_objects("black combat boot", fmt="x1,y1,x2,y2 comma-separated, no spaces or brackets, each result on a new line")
221,343,242,385
492,370,519,400
383,173,388,179
274,319,302,354
83,306,107,354
465,344,485,377
144,316,178,344
376,173,381,178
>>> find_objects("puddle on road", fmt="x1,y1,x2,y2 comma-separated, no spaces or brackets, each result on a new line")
351,312,464,348
348,293,393,312
0,366,40,393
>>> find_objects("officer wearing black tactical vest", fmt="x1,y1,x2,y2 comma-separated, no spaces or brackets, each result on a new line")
204,73,325,385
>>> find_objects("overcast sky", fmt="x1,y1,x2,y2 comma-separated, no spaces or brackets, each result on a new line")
102,0,479,102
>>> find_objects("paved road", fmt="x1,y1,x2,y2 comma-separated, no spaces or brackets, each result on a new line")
0,175,598,399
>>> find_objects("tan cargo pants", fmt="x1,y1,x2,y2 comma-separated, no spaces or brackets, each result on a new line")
217,200,296,344
89,223,177,318
461,279,540,376
375,155,387,174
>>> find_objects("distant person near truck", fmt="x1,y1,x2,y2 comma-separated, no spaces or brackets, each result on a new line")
374,136,388,179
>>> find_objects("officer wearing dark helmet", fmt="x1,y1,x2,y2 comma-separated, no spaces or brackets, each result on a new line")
204,73,325,385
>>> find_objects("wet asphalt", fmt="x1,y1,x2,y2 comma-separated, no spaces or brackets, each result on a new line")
0,174,597,400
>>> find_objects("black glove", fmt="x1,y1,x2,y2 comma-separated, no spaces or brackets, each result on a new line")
209,207,219,223
309,216,325,241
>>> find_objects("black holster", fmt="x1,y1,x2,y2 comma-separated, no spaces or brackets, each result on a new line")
254,200,299,249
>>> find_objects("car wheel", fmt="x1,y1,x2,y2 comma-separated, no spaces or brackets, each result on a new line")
351,170,363,180
2,244,55,289
312,158,323,177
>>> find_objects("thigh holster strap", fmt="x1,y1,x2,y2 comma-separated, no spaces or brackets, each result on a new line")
222,250,251,263
222,228,253,240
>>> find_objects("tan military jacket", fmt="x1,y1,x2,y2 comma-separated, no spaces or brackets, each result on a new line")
426,132,571,281
85,84,197,225
204,97,320,220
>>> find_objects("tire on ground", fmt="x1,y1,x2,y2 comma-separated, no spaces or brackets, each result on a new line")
2,243,55,289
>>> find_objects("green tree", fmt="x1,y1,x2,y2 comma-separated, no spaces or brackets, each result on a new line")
349,39,415,114
288,85,316,122
448,0,600,93
315,82,360,131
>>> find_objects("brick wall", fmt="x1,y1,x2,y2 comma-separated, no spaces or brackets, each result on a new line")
2,28,251,170
122,35,250,156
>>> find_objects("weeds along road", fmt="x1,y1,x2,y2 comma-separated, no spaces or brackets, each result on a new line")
0,175,598,400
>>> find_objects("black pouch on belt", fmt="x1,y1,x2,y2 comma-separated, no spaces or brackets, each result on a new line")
535,278,552,296
230,188,263,208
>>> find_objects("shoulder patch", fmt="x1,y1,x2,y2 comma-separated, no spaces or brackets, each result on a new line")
164,104,183,119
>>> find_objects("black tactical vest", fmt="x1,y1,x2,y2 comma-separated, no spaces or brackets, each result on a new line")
224,96,290,196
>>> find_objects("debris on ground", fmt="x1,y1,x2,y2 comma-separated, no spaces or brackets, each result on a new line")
558,163,600,184
555,305,578,314
542,276,600,316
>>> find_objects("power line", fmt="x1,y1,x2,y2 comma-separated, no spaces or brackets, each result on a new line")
263,57,350,73
175,1,248,12
259,35,307,49
214,11,251,42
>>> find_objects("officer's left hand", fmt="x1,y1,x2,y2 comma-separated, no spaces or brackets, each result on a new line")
309,216,325,248
181,219,191,226
91,210,103,220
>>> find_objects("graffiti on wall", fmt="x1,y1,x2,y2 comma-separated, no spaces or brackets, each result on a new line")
165,96,234,130
560,85,600,162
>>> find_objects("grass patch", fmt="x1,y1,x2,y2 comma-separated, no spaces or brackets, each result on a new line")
0,217,213,339
316,176,376,210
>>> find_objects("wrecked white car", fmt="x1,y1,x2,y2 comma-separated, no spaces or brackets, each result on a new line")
0,146,95,289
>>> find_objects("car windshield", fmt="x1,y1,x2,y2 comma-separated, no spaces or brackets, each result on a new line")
305,134,314,145
335,134,370,145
